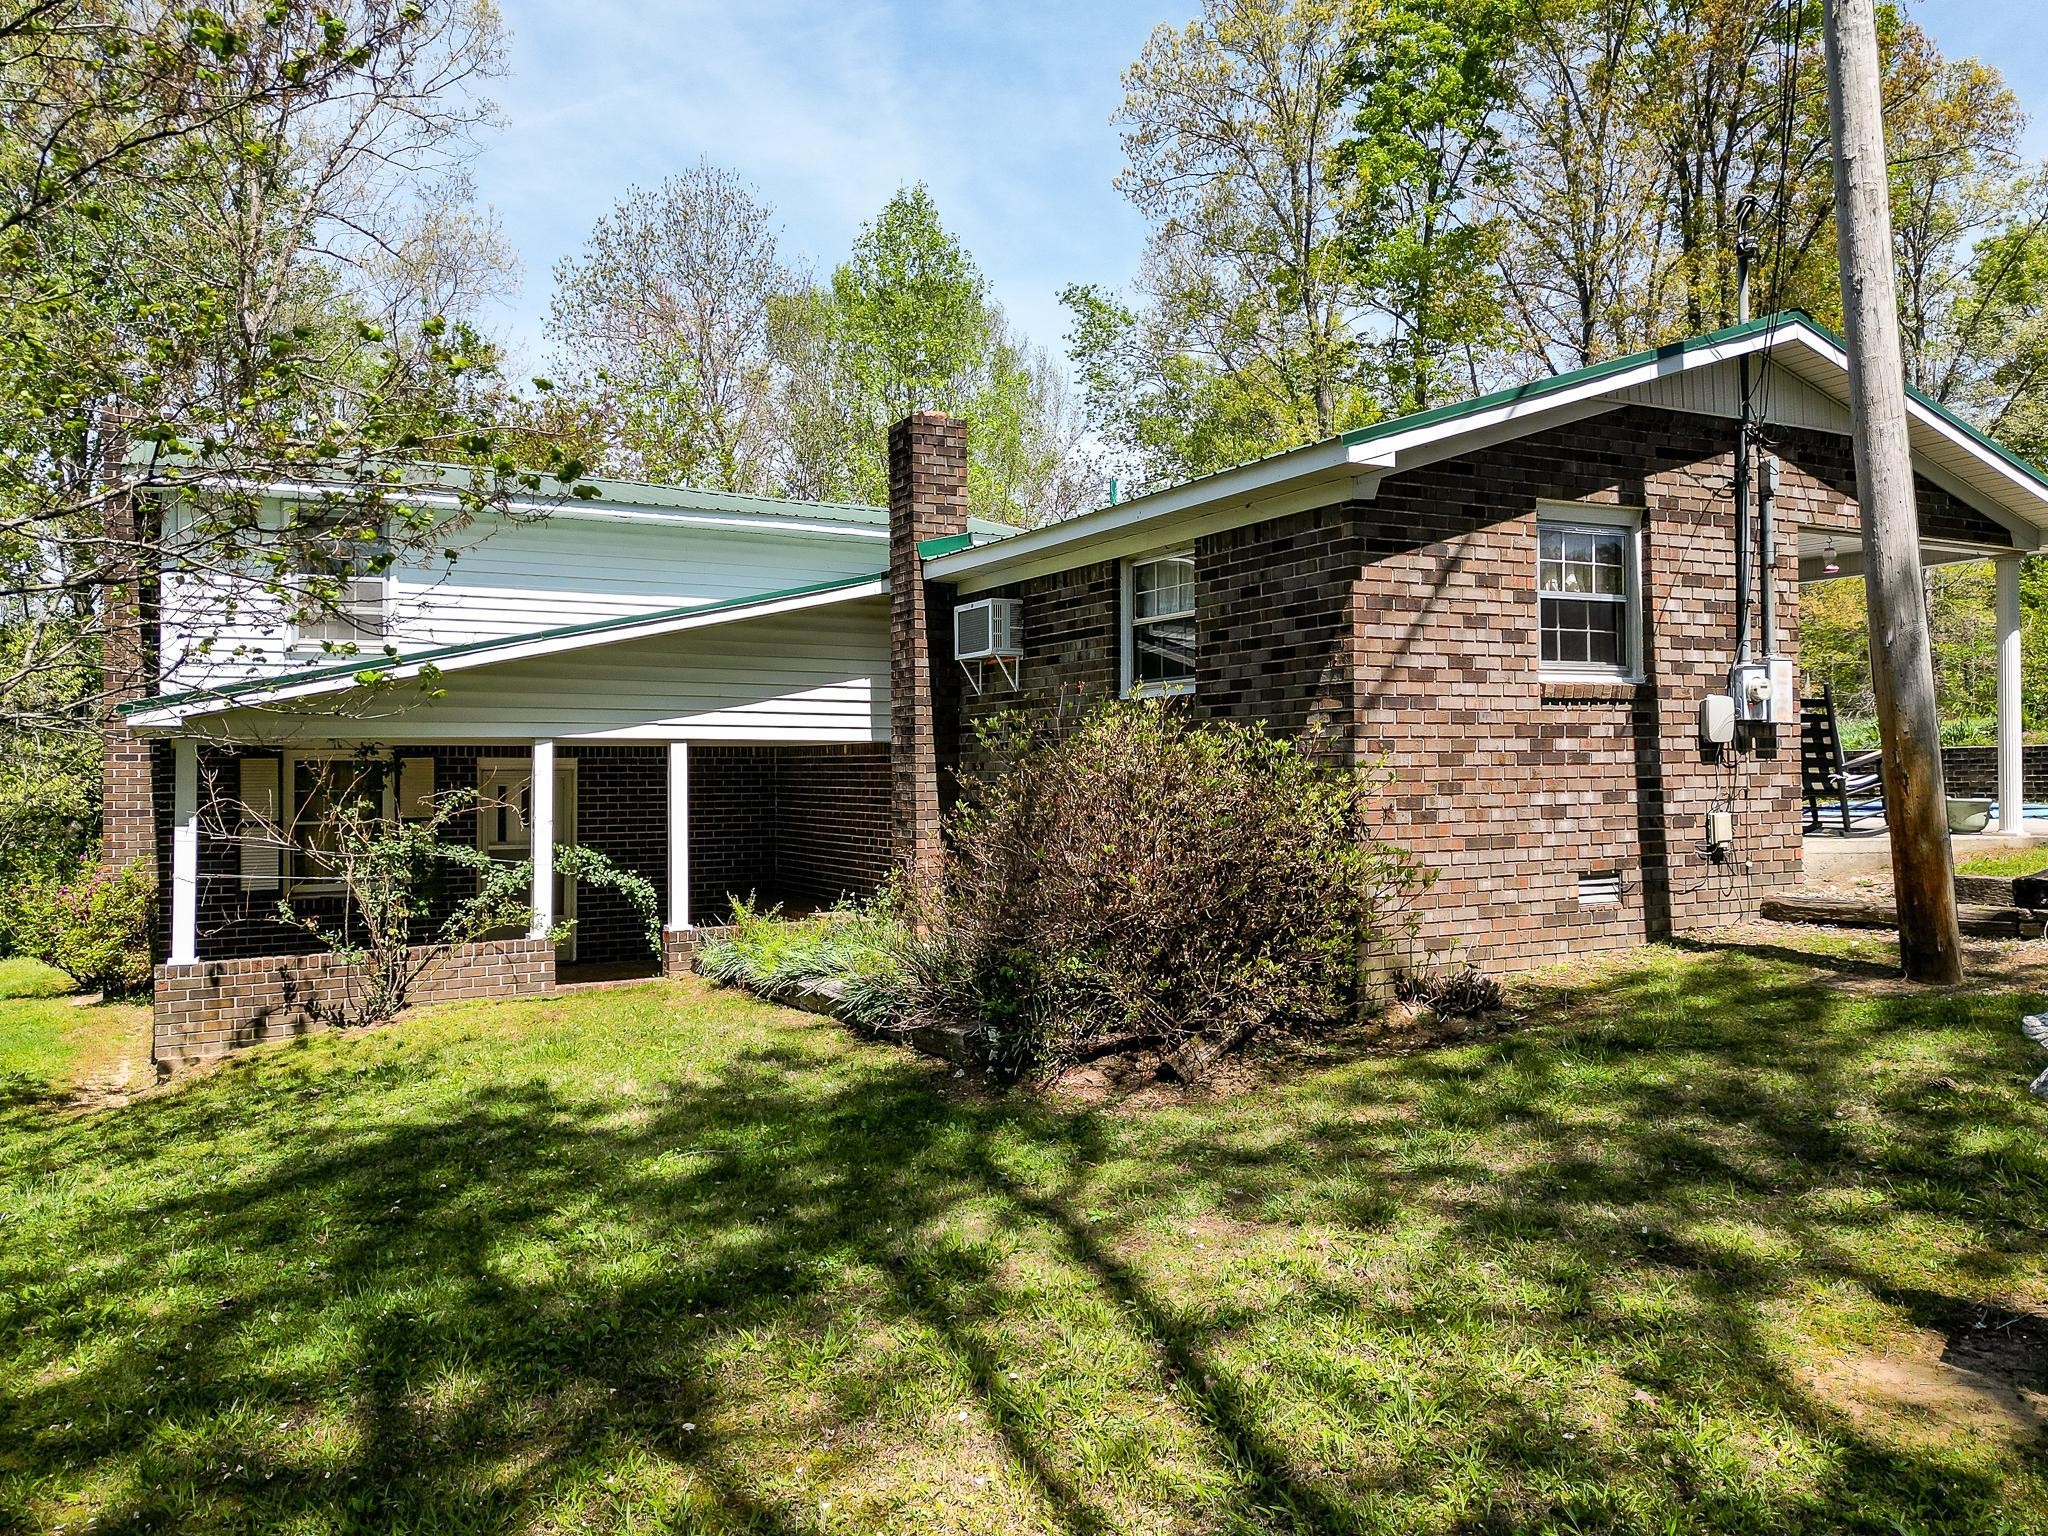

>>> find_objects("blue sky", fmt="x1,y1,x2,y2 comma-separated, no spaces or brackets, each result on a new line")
469,0,2047,376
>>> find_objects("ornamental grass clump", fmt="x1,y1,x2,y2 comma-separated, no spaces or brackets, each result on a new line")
694,896,913,1032
915,700,1429,1082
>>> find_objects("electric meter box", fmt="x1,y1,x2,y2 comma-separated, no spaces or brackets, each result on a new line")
953,597,1023,661
1729,659,1796,724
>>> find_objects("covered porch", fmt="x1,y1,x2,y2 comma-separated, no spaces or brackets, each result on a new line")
1797,521,2041,854
125,580,895,1063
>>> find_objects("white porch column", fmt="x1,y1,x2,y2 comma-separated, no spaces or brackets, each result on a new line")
1997,556,2025,834
169,739,199,965
666,741,691,932
529,739,555,938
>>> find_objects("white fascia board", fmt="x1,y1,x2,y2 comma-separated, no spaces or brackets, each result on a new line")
127,578,888,730
930,439,1395,596
1767,330,2048,546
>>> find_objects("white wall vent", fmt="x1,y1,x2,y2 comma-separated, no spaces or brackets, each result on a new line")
1577,870,1623,906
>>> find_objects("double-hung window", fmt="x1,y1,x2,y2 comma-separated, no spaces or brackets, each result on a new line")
291,511,390,650
1537,509,1639,678
282,754,387,891
1123,552,1196,695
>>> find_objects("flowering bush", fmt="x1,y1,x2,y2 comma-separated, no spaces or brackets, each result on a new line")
11,857,156,996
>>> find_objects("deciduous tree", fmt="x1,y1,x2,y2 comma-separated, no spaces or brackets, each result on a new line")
547,163,793,490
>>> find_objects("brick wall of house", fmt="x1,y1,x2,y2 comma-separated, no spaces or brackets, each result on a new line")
1198,507,1366,751
689,745,777,920
562,745,667,963
777,745,893,906
937,403,2010,970
956,560,1121,773
153,938,555,1067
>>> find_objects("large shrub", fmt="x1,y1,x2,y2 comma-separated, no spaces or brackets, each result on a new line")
918,701,1428,1080
275,781,660,1029
0,727,98,955
12,857,156,996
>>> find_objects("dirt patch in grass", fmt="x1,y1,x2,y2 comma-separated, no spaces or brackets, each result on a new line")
1807,1325,2048,1451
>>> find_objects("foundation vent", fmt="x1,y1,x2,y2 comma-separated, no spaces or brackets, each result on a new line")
1577,870,1623,906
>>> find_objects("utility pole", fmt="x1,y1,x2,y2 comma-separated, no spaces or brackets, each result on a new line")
1823,0,1963,982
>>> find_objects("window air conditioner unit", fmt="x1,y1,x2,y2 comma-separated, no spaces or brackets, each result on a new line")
953,597,1022,692
954,598,1022,661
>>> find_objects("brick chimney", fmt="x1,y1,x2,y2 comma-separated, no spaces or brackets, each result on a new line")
887,413,968,890
99,440,157,871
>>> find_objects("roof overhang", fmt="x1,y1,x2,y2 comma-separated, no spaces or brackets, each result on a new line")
124,574,887,731
926,314,2048,596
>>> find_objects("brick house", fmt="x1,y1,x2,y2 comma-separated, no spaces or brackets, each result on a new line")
118,313,2048,1064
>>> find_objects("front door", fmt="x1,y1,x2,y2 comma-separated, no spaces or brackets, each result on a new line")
477,760,578,963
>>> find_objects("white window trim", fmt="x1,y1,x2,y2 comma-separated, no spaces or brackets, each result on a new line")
1536,501,1644,683
476,757,579,857
280,751,395,894
1120,549,1197,699
284,511,394,654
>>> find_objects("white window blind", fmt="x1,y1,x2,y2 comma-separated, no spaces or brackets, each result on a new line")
398,756,435,820
238,757,281,890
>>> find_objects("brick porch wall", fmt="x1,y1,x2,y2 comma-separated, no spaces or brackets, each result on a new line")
1939,745,2048,804
153,937,554,1067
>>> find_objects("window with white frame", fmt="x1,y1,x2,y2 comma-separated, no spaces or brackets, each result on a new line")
282,755,387,889
291,512,390,648
1537,512,1639,676
1124,551,1195,695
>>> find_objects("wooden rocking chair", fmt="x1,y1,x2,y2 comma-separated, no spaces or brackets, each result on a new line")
1801,685,1884,834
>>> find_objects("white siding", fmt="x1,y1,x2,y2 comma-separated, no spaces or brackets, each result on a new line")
186,597,892,746
159,498,890,692
386,514,887,647
1616,359,1852,434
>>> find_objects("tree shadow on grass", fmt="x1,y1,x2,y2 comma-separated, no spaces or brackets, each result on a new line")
3,943,2046,1532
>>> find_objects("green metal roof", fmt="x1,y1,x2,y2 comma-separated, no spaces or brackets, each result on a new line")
139,454,1020,539
1335,309,2048,492
1338,312,1786,449
916,532,976,559
124,570,887,718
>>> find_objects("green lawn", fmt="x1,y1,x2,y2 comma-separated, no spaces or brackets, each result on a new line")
4,932,2047,1534
1958,843,2048,879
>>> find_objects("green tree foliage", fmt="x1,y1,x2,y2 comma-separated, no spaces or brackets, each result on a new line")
1340,0,1515,413
546,162,792,491
0,1,590,831
1066,0,1372,490
772,185,1092,525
